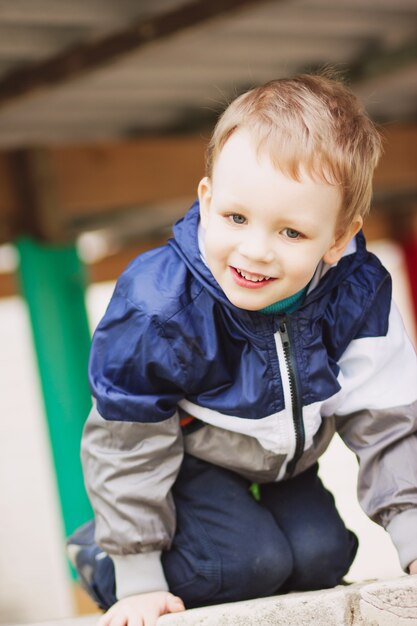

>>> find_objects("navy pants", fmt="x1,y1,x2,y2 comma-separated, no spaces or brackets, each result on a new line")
89,455,357,609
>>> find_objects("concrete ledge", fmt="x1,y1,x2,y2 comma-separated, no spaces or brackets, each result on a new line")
159,577,417,626
5,577,417,626
160,584,356,626
359,578,417,625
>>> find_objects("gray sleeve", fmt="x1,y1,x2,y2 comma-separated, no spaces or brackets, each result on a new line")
81,403,184,595
334,301,417,570
336,401,417,570
82,403,183,555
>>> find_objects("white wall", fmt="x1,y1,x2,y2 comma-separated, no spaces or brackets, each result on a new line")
0,298,73,622
0,239,414,622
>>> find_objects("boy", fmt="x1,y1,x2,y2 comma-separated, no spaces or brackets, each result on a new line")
68,74,417,626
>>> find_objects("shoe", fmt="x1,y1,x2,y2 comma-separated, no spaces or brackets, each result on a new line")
66,520,117,610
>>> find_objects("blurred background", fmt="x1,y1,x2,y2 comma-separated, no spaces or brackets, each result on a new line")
0,0,416,622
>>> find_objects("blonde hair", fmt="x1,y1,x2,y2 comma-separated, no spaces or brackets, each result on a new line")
206,73,382,230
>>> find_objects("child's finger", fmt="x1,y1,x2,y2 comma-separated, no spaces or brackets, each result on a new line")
142,609,159,626
166,594,185,613
98,609,114,626
126,612,143,626
107,612,128,626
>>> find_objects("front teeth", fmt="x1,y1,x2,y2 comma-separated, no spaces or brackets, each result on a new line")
236,268,270,282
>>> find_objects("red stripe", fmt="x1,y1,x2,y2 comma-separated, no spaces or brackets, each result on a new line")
180,415,195,427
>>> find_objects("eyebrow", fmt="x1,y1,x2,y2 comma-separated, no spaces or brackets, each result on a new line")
215,192,323,232
215,195,248,212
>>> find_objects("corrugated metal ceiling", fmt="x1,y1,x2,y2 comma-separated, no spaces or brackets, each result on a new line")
0,0,415,147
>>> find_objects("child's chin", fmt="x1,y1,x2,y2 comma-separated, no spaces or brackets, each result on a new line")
228,297,271,311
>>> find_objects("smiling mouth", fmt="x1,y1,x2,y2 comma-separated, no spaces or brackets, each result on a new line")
231,266,277,288
235,268,272,282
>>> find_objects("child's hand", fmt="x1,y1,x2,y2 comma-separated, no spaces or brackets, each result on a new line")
97,591,185,626
409,559,417,575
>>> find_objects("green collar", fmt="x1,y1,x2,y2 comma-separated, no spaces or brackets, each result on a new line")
259,286,308,315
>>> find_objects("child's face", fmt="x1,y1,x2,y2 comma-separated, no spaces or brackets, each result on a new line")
198,129,361,311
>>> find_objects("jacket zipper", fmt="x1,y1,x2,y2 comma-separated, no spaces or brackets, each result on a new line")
279,320,305,476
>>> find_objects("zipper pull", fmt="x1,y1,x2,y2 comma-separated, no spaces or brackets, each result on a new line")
279,321,290,347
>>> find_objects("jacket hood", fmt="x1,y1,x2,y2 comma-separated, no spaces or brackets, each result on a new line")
169,200,369,315
169,200,233,310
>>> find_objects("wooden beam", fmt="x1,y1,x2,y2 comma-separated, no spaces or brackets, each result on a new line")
0,153,19,242
0,0,264,109
9,148,67,242
0,135,206,243
50,135,207,219
374,125,417,192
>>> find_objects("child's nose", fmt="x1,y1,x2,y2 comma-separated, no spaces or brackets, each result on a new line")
238,231,275,264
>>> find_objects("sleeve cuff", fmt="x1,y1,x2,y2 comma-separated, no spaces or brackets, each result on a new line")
386,508,417,571
113,551,169,599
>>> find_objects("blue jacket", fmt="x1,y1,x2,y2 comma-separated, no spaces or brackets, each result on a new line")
82,201,417,598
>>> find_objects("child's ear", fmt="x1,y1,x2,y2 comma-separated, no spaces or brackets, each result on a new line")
198,177,212,228
323,216,363,265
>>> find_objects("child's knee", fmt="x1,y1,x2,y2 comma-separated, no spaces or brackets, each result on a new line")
291,527,358,590
223,537,294,599
167,534,294,607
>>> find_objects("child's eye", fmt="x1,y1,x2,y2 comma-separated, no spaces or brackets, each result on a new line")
230,214,246,224
282,227,302,239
